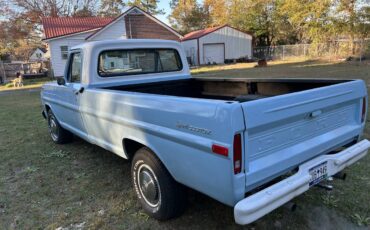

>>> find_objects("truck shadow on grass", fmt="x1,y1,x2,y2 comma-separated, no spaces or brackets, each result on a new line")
43,138,294,229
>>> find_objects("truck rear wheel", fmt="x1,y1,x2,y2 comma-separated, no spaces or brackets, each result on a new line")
47,110,73,144
131,147,187,220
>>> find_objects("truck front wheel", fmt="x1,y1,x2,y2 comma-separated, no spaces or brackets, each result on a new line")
47,110,73,144
131,147,187,220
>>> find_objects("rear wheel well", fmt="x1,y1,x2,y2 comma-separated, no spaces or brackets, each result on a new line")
123,138,145,159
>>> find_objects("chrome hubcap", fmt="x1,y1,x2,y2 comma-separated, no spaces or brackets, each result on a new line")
138,164,160,207
49,116,58,141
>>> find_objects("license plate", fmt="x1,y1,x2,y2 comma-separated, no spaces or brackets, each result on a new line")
309,161,328,186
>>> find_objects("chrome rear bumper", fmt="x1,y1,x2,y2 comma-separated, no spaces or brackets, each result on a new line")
234,139,370,225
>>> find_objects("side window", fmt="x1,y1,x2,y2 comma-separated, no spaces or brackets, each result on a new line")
61,46,69,60
158,50,182,72
69,53,82,83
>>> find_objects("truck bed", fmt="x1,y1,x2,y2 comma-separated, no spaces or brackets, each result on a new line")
104,78,350,102
105,78,366,192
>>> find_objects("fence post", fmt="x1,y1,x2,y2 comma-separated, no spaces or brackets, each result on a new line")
282,45,285,60
0,61,5,84
360,39,363,63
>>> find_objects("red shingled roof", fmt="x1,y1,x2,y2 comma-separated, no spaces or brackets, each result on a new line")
182,25,224,41
42,17,114,40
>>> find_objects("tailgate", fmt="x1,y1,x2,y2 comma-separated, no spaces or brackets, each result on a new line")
242,80,367,190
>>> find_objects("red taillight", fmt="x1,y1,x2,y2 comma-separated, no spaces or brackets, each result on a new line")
212,144,228,156
361,97,367,123
233,134,242,174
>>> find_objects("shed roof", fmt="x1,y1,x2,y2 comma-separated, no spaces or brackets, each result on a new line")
182,25,224,41
182,25,252,41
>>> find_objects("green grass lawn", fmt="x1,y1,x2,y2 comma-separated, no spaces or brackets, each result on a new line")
1,60,370,229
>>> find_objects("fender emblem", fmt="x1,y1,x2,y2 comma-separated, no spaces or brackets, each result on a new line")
176,122,212,135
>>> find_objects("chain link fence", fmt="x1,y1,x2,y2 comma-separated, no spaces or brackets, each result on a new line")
253,40,370,61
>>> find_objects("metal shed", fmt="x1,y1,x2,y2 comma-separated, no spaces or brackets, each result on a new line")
181,25,253,65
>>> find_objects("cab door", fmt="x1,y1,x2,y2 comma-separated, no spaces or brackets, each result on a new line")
58,51,87,138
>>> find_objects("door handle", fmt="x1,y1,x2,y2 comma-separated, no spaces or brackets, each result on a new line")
75,87,85,95
310,110,322,118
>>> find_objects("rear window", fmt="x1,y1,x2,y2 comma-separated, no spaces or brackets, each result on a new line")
98,49,182,77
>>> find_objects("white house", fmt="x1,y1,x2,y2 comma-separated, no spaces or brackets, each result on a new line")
181,25,253,65
29,47,49,62
41,6,182,77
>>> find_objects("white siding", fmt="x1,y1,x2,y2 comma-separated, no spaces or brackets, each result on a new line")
181,39,198,65
181,26,252,66
199,27,252,65
29,48,47,61
48,31,93,77
89,17,127,41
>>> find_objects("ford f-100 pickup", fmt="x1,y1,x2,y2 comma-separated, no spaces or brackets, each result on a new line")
41,39,370,224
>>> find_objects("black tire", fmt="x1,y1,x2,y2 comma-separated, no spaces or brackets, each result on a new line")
47,110,73,144
131,147,187,220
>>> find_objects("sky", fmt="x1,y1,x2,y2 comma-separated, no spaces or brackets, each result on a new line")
156,0,172,25
156,0,203,25
156,0,173,25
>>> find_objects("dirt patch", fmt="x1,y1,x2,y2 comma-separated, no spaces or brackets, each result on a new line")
304,205,366,230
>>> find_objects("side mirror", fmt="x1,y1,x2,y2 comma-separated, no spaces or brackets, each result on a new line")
56,77,66,86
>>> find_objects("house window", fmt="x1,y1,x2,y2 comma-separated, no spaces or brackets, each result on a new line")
61,46,69,60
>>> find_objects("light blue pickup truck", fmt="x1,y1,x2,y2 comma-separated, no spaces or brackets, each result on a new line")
41,39,370,224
